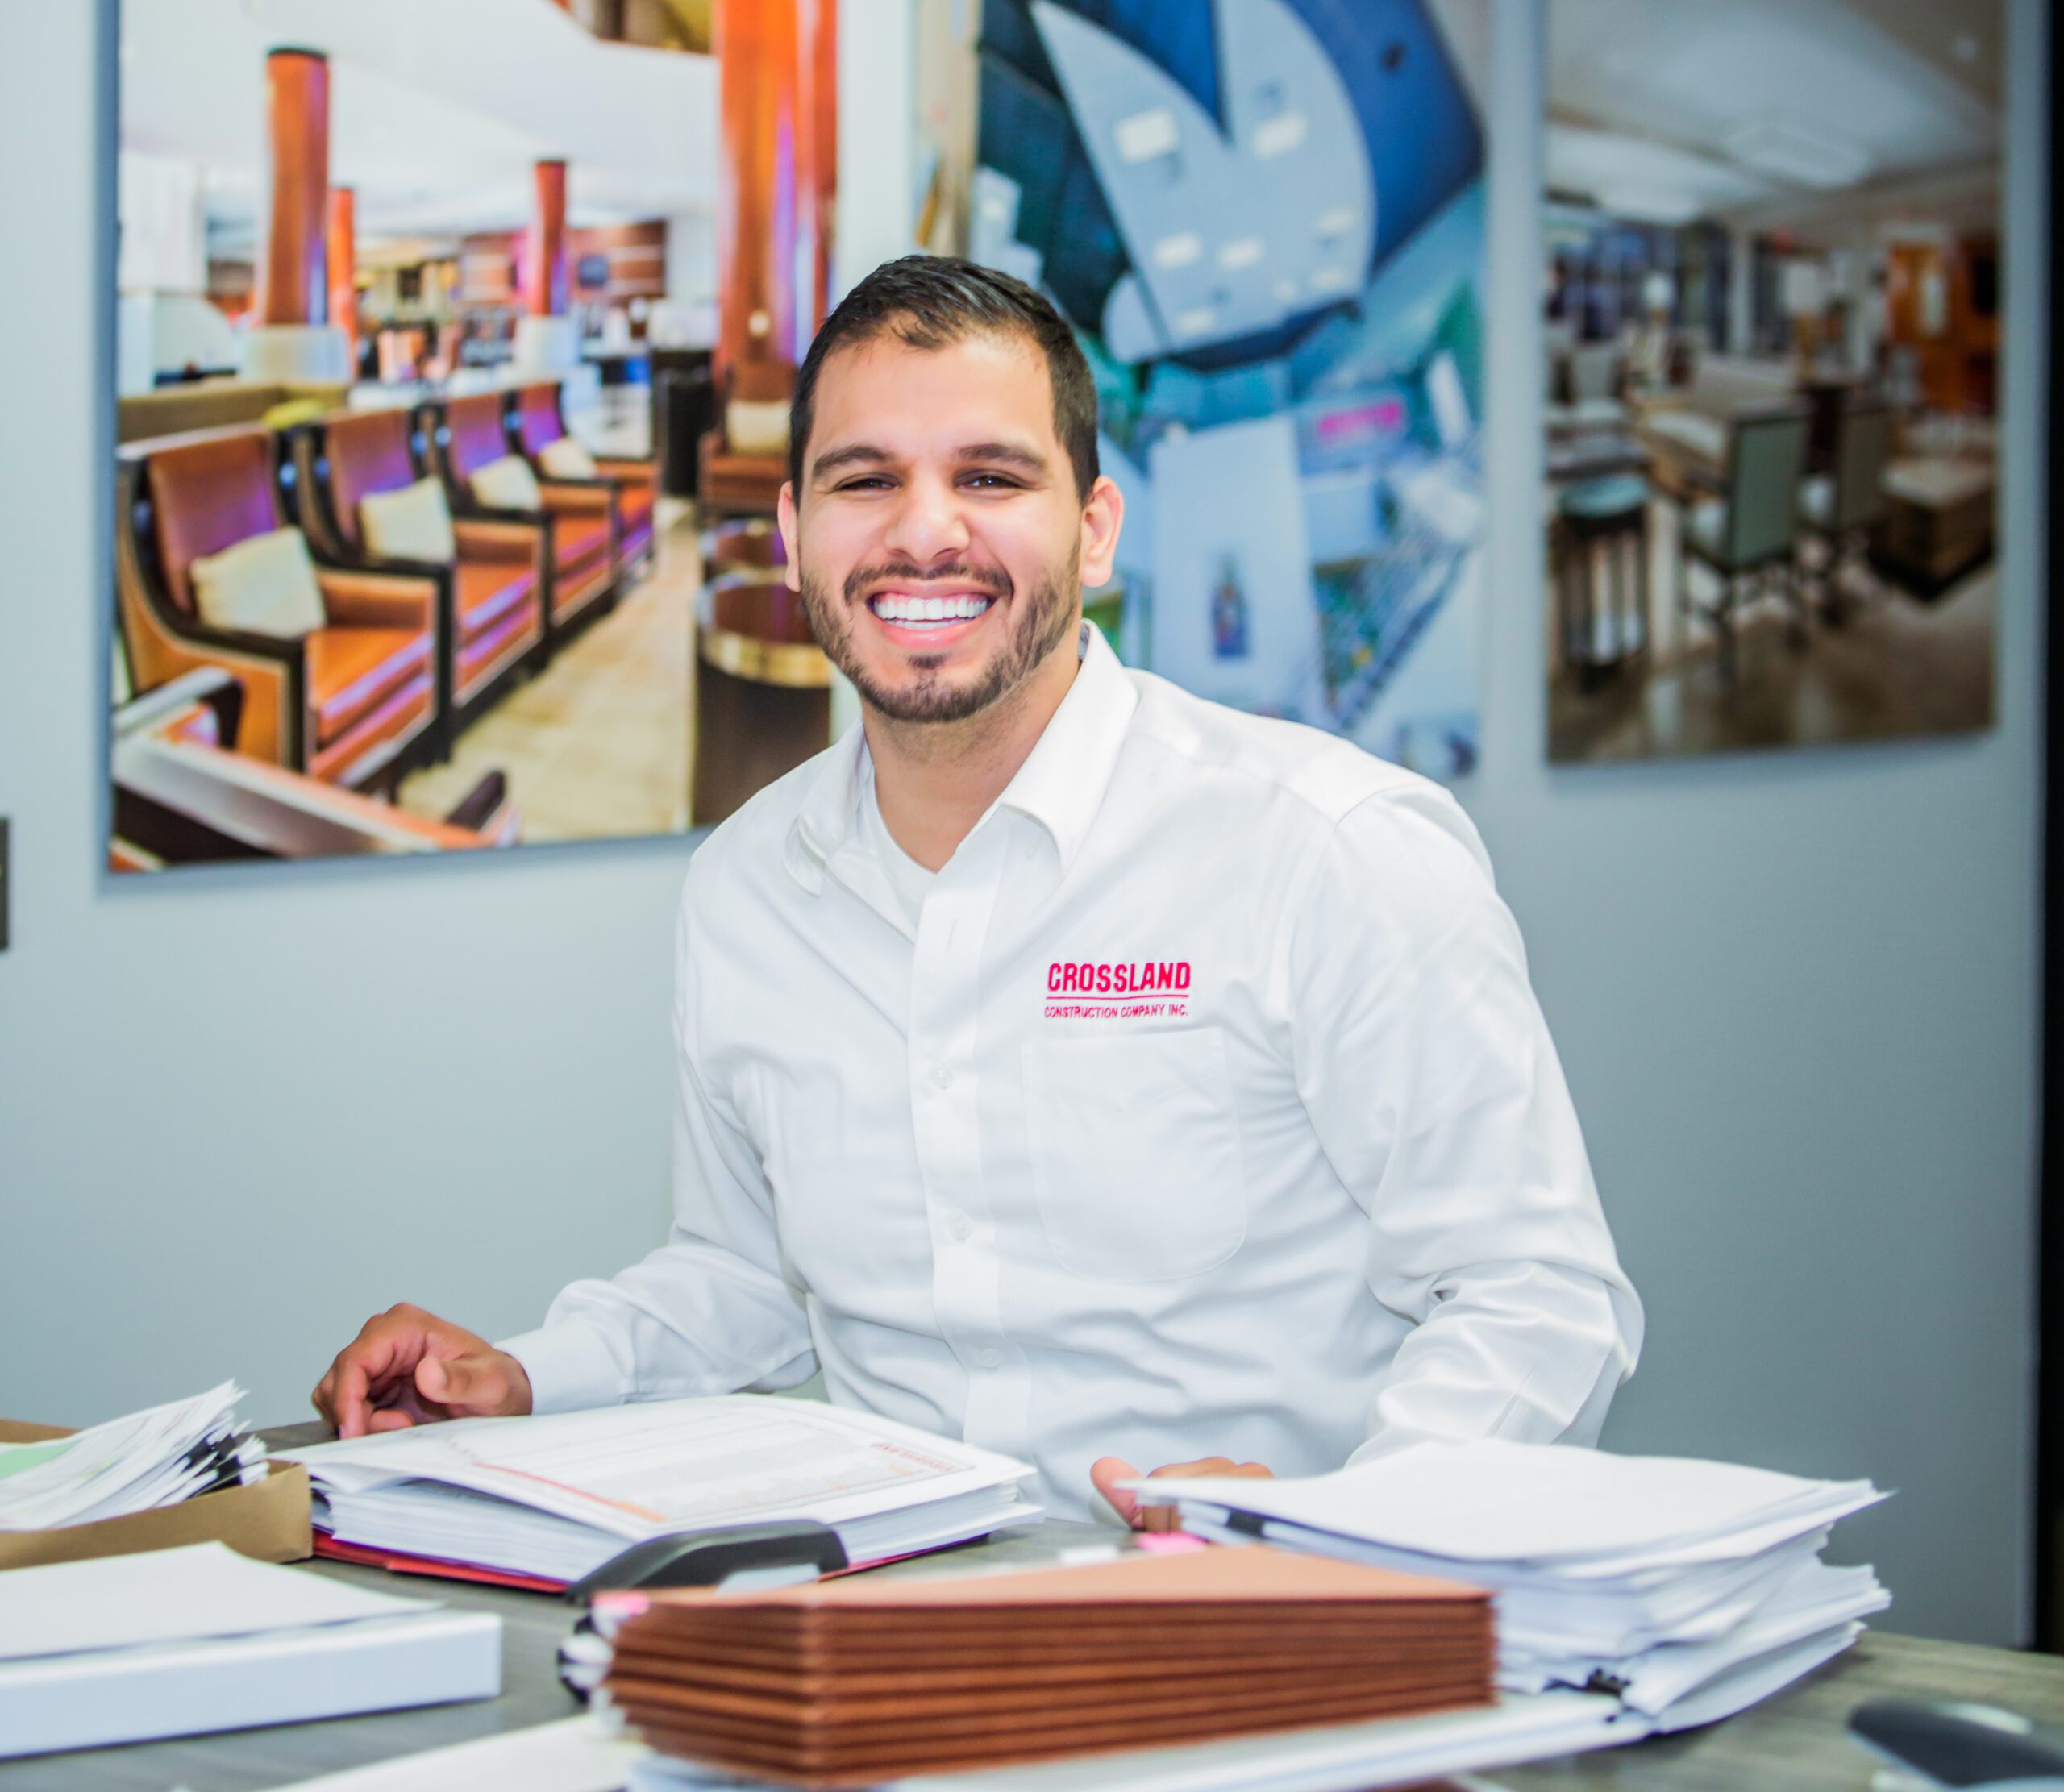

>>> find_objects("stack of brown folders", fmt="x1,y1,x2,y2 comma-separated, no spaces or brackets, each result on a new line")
601,1545,1494,1786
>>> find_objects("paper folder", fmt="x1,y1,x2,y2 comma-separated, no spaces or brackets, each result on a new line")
602,1544,1494,1787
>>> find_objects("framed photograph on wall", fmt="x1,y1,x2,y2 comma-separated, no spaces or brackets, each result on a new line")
1541,0,2002,763
107,0,833,871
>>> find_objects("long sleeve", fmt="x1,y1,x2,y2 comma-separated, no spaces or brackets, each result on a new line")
500,884,818,1413
1280,782,1643,1460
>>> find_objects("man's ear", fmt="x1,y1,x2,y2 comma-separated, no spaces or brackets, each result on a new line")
1078,475,1125,591
776,482,801,592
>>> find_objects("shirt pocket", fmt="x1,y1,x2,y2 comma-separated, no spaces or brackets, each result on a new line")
1022,1028,1247,1283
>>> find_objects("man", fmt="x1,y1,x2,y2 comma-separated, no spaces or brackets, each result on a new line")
314,256,1642,1527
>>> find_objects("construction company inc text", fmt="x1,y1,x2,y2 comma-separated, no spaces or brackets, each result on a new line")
1043,958,1190,1021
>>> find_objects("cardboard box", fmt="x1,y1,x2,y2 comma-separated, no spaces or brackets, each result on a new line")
0,1420,311,1572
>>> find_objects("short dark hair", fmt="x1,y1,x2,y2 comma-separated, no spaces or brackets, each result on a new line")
788,255,1100,501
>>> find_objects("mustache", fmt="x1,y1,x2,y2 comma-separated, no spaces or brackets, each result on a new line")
843,561,1012,604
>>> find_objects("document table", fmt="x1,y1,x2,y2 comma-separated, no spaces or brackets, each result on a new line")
6,1435,2060,1792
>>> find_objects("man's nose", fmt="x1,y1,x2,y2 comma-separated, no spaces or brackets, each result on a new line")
880,475,972,564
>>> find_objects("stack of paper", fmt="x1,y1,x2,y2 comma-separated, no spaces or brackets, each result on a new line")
1130,1440,1890,1731
0,1542,500,1757
0,1381,261,1532
600,1545,1494,1786
276,1396,1041,1585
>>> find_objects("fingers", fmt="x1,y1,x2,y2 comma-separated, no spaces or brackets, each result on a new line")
312,1305,439,1439
1088,1457,1143,1527
1091,1455,1275,1531
1139,1458,1232,1532
416,1349,532,1418
1138,1458,1275,1532
325,1354,381,1440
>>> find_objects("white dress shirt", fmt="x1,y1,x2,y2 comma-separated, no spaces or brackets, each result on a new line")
502,624,1643,1521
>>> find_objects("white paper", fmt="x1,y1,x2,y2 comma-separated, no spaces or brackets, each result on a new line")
885,1690,1635,1792
0,1541,438,1662
1130,1439,1883,1566
1501,1559,1890,1708
0,1381,246,1531
281,1714,649,1791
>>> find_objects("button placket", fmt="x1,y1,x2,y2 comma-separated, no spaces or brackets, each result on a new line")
905,824,1015,1441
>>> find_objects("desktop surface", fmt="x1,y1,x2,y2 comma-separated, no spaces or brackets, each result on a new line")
5,1426,2060,1792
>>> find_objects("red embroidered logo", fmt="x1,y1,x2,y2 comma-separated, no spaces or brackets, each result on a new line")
1043,960,1191,1020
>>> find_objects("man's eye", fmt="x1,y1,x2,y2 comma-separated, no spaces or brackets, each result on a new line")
963,473,1021,490
836,476,893,491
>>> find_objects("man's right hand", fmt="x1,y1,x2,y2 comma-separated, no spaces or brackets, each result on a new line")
311,1303,534,1438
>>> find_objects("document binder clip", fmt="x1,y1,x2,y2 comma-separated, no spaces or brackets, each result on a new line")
564,1520,849,1603
558,1521,850,1702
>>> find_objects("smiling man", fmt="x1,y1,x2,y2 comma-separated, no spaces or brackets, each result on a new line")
314,256,1642,1525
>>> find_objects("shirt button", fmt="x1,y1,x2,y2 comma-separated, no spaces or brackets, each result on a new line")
930,1066,953,1090
976,1348,1003,1371
947,1213,972,1242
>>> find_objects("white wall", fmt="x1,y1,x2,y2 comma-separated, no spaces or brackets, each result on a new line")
0,0,2045,1648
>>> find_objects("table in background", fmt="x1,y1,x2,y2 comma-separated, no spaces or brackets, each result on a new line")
9,1424,2062,1792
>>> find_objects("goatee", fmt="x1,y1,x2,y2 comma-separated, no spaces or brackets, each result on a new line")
799,550,1079,725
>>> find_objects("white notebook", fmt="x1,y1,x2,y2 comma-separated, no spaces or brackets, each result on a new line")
275,1395,1041,1582
0,1544,501,1760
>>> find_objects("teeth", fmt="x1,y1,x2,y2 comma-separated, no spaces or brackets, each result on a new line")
870,592,994,625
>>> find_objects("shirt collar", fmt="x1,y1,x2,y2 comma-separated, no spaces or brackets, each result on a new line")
784,621,1138,889
993,620,1138,875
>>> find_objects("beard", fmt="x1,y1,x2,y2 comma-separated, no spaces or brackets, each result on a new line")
798,544,1080,726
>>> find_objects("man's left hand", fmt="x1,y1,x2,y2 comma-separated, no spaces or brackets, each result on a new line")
1089,1455,1274,1532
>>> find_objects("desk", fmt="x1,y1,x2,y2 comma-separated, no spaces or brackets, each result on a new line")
10,1427,2063,1792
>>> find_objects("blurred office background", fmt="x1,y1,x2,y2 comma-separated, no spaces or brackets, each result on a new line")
0,0,2050,1657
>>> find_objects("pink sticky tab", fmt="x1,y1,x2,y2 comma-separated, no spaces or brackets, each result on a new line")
1135,1531,1209,1554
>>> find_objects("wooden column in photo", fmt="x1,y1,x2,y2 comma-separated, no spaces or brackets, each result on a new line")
260,48,330,326
326,185,356,358
714,0,799,384
527,159,570,318
797,0,838,339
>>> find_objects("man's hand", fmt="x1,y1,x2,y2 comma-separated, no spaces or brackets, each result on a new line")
1089,1455,1274,1532
311,1303,534,1439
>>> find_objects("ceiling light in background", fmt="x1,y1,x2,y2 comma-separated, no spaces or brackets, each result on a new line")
1217,236,1265,270
1171,306,1217,338
1151,231,1201,268
1596,184,1701,227
1308,265,1352,293
1314,206,1356,239
1113,107,1180,164
1725,121,1872,190
1250,110,1308,160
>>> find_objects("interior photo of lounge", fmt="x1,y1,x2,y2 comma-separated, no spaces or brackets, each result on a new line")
110,0,839,869
1542,0,2002,764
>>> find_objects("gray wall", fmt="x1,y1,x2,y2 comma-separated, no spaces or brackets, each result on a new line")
0,0,2044,1645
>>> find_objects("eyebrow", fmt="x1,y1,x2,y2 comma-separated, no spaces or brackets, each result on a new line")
809,439,1053,483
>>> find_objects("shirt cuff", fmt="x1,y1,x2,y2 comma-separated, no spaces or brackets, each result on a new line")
498,1321,628,1415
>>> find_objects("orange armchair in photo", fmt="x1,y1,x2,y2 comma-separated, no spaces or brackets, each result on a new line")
511,380,658,578
428,390,618,642
291,406,547,739
115,426,441,790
